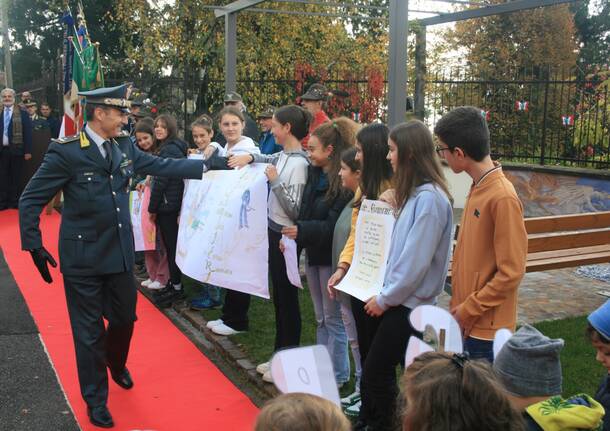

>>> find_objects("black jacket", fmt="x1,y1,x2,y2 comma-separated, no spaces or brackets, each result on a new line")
149,138,189,214
296,166,353,266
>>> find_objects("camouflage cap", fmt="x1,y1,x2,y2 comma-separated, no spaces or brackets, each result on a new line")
301,83,329,101
257,106,276,118
224,91,243,103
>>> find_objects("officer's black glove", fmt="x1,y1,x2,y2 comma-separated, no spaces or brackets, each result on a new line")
204,153,231,171
29,247,58,284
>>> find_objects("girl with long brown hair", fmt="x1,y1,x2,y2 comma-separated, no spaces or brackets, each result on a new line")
355,120,453,430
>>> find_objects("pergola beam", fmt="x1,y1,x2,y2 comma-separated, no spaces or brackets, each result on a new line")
215,0,265,17
416,0,579,26
246,8,440,18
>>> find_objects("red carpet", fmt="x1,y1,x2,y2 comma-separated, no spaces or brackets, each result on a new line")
0,210,259,430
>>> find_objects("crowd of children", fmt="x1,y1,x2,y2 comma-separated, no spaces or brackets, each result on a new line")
128,85,610,431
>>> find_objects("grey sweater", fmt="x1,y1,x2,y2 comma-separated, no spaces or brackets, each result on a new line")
252,149,309,232
376,183,453,311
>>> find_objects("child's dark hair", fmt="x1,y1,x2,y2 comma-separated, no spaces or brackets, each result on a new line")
274,105,312,141
312,117,359,202
154,114,178,143
433,106,490,162
134,121,158,153
402,352,525,431
218,106,244,123
341,146,360,173
355,122,392,207
587,323,610,344
191,114,214,132
135,120,154,137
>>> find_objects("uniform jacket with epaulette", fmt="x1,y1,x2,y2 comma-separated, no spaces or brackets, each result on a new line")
18,129,204,276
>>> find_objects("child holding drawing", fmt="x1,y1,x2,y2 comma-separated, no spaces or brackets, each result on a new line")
185,115,223,310
327,122,393,417
133,121,169,291
228,105,311,382
281,117,359,388
355,120,453,430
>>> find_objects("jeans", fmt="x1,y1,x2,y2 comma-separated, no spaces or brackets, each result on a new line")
306,263,349,384
337,291,362,389
464,336,494,362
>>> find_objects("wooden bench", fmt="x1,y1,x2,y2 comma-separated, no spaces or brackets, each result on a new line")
449,211,610,276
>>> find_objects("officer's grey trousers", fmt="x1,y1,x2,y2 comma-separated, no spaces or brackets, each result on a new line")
63,271,137,407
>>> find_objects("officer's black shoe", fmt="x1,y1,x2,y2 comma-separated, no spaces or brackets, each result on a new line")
87,405,114,428
110,368,134,390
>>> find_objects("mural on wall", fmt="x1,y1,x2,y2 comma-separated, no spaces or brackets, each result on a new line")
504,170,610,217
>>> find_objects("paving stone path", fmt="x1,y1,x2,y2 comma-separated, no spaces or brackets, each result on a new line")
437,267,610,324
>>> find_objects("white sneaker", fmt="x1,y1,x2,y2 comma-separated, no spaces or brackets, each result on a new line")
341,391,361,407
256,362,270,375
141,278,153,287
147,280,164,290
211,323,243,336
206,319,224,329
344,400,362,418
262,369,273,383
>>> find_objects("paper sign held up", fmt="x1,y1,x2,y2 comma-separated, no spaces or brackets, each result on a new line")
270,345,340,406
335,199,396,302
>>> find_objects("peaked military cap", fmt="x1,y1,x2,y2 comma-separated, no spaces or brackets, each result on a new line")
79,84,132,113
257,106,276,119
224,91,243,103
301,83,329,101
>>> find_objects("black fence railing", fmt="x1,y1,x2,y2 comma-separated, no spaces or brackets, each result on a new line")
26,65,610,169
427,67,609,169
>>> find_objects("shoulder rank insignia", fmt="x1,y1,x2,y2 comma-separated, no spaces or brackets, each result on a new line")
79,131,90,148
51,134,79,145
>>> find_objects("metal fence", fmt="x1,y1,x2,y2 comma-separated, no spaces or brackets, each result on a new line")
426,66,610,169
29,64,609,169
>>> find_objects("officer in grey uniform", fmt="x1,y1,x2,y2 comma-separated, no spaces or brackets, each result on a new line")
18,84,212,428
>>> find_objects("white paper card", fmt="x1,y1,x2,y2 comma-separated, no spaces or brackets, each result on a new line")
335,199,396,302
493,328,513,359
282,235,302,288
271,345,340,406
409,305,463,354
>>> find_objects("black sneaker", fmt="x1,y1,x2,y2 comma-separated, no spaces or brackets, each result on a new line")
155,289,185,308
152,283,174,299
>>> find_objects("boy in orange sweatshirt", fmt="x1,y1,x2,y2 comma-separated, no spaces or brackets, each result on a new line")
434,106,528,362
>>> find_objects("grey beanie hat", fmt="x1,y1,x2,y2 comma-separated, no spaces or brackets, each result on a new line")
493,324,564,397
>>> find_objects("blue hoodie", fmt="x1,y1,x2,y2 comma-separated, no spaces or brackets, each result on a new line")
376,183,453,311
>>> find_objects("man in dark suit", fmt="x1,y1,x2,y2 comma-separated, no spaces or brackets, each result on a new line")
18,84,216,428
39,102,60,138
0,87,32,209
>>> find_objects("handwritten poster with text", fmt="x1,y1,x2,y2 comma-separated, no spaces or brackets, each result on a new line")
335,199,396,302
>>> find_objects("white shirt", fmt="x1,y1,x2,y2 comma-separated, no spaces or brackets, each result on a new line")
3,105,13,146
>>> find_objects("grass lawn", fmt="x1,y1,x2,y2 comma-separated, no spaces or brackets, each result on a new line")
184,276,607,398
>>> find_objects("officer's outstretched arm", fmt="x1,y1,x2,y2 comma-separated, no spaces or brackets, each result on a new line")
19,142,71,252
132,142,205,180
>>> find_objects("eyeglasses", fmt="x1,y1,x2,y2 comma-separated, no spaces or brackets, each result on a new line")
435,146,452,154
